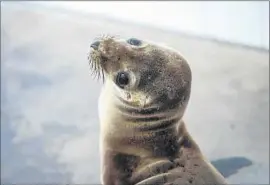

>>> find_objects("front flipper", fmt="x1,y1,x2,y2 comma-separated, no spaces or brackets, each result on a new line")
131,159,175,184
132,158,192,185
132,158,227,185
135,172,185,185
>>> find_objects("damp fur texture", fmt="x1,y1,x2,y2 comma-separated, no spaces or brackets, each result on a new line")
87,35,227,185
88,35,192,112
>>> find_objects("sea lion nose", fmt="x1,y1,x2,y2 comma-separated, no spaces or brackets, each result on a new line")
90,41,100,50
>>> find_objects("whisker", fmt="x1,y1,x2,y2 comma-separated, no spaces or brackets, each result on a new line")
97,64,101,80
90,57,104,82
101,69,105,83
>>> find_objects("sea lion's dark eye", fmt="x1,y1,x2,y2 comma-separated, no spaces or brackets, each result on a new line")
116,71,130,88
127,38,142,46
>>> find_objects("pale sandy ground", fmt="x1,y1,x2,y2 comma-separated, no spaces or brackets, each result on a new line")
1,2,269,184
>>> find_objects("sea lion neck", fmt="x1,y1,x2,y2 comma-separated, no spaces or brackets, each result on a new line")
101,94,182,157
112,89,183,133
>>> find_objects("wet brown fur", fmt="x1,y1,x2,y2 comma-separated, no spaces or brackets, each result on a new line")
88,36,227,185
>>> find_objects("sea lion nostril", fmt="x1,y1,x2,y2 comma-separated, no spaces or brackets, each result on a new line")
90,41,100,50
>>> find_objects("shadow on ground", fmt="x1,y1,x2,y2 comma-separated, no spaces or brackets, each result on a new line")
211,156,253,178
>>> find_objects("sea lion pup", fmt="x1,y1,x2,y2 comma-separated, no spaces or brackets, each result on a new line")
88,36,227,185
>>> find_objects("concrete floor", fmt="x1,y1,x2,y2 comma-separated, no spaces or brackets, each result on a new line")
1,2,269,184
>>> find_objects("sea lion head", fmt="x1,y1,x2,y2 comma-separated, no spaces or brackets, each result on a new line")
88,35,192,120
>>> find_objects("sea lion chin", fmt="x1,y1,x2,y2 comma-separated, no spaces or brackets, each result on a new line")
88,35,227,185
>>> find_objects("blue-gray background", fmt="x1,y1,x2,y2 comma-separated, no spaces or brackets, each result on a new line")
1,2,269,184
